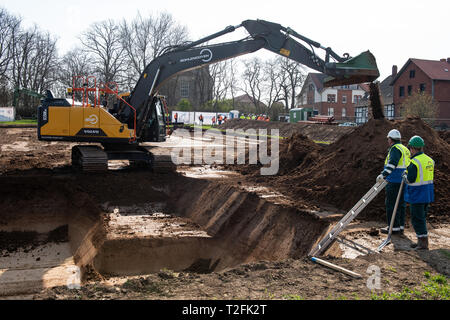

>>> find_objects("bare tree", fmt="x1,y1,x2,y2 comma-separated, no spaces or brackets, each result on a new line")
10,27,36,90
241,58,264,114
263,58,283,113
80,19,126,85
0,8,21,81
28,32,59,93
120,12,189,88
277,57,306,111
210,60,232,111
8,25,58,116
0,8,22,106
194,67,213,107
57,48,94,97
227,59,239,109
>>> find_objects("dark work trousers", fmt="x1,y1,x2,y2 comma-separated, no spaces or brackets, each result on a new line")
385,182,405,229
410,203,429,237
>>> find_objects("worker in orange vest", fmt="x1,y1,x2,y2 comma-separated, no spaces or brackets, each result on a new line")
174,112,178,123
218,115,223,125
212,116,216,126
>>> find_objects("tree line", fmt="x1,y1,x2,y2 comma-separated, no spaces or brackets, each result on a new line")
0,7,306,118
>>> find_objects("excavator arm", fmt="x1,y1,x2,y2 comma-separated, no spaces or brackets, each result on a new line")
118,19,379,141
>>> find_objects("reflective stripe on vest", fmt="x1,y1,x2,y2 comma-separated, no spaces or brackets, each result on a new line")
384,143,411,183
384,143,410,169
405,153,434,204
409,154,435,186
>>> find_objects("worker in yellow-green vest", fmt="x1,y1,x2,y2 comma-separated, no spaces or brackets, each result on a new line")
376,129,411,235
403,135,434,250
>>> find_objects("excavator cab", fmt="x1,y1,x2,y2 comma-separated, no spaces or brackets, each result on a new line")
140,96,167,143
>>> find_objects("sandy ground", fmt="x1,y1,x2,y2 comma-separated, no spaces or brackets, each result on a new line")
0,126,448,300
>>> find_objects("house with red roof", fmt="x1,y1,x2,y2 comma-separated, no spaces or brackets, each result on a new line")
296,73,369,122
390,58,450,123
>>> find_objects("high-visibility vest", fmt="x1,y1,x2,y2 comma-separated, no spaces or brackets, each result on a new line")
405,153,434,204
384,143,410,183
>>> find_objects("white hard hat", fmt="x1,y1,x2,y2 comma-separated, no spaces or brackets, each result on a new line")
387,129,401,140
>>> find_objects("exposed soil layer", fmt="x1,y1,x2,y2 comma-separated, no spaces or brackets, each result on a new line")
0,170,328,295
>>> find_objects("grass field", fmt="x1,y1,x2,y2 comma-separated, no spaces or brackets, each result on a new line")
0,119,37,125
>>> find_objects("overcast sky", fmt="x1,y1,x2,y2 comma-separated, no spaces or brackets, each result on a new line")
2,0,449,81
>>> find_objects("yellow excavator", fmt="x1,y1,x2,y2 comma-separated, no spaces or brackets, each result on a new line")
37,19,379,171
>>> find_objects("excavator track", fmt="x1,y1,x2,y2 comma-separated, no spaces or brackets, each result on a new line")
151,154,176,173
72,145,108,172
72,145,176,173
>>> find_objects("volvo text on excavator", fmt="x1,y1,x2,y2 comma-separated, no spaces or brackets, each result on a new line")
37,19,380,171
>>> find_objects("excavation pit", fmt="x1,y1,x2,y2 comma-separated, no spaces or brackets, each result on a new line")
0,172,329,296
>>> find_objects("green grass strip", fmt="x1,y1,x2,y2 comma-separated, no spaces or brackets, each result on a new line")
0,119,37,125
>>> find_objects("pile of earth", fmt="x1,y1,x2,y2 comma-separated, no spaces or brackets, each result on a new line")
276,133,323,175
239,117,450,223
218,119,355,143
438,130,450,144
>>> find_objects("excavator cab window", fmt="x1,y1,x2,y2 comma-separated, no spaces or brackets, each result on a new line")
154,99,166,142
155,99,165,126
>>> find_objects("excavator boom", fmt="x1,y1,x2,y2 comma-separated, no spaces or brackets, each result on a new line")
119,19,379,139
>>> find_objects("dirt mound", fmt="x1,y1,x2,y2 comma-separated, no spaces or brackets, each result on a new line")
438,130,450,144
219,119,354,142
277,133,322,175
270,117,450,223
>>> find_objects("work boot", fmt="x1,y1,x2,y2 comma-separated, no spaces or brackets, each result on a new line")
380,226,401,235
410,237,429,250
416,237,429,250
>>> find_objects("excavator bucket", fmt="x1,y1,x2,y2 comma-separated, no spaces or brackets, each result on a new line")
323,50,380,87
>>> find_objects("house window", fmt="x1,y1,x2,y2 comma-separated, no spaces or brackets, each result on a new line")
355,107,368,124
353,95,362,104
399,86,405,97
342,108,346,118
327,94,336,103
420,83,426,92
409,70,416,78
180,81,189,98
328,108,334,116
408,85,412,96
384,105,395,120
342,95,347,104
309,84,315,92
